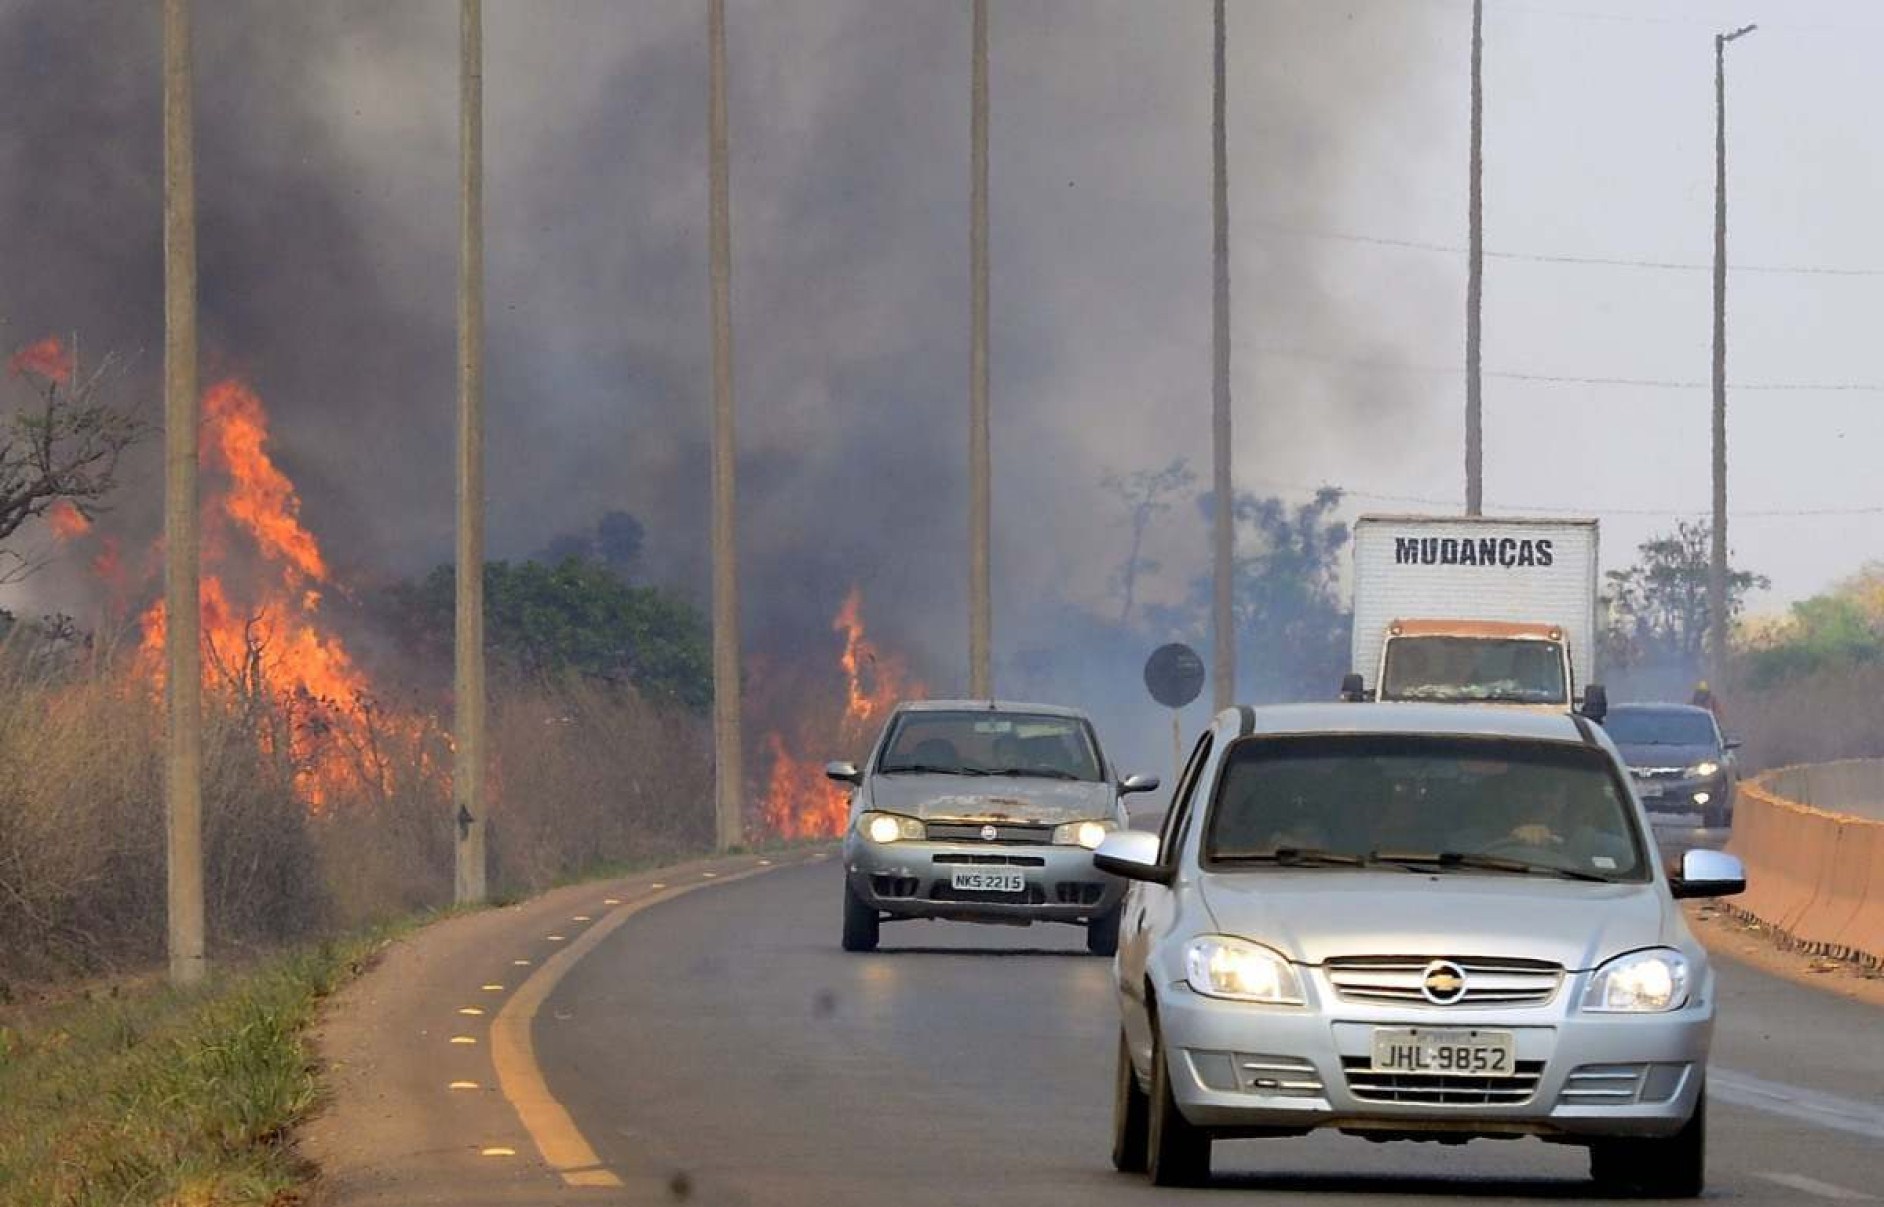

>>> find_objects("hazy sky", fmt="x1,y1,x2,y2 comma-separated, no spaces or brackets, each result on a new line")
2,0,1880,683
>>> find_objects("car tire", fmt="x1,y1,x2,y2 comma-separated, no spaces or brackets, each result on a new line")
1110,1030,1150,1173
1087,904,1122,957
841,880,880,953
1589,1087,1705,1199
1146,1023,1210,1187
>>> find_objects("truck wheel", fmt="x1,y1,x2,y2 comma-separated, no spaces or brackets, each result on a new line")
1110,1030,1149,1173
1087,904,1122,957
1589,1089,1704,1198
1146,1024,1210,1186
841,881,879,952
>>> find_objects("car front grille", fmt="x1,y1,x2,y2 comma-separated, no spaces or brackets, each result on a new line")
1324,956,1563,1007
1632,767,1688,782
1558,1063,1690,1106
924,821,1057,844
930,853,1047,867
1342,1057,1544,1106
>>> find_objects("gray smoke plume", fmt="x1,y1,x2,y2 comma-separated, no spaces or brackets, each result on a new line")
0,1,1454,771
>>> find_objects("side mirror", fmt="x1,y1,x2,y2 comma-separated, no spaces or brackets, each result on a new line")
1340,672,1367,703
824,761,863,786
1723,737,1743,751
1669,848,1747,900
1092,829,1172,886
1580,683,1609,724
1119,773,1161,796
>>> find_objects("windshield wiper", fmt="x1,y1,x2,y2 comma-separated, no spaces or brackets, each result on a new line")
1212,847,1368,867
880,762,986,776
983,766,1082,780
1370,850,1613,883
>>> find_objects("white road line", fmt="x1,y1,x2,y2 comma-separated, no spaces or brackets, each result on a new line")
1713,1068,1884,1141
1757,1172,1876,1201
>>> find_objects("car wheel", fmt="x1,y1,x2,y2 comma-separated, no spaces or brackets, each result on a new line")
1087,904,1122,957
1110,1030,1149,1173
1146,1022,1210,1187
841,880,880,953
1589,1087,1705,1198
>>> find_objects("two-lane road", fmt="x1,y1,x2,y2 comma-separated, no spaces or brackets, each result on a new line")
536,852,1884,1206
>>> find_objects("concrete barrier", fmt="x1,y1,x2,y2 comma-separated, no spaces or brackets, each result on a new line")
1724,760,1884,967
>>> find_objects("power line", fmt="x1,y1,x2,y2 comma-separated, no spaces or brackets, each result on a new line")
1248,345,1884,393
1247,218,1884,277
1245,479,1884,521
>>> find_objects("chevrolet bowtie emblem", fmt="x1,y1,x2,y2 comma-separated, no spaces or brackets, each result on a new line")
1421,960,1469,1005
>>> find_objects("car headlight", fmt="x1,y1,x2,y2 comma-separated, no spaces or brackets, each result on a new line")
1052,819,1115,849
857,812,925,844
1583,949,1691,1013
1183,936,1305,1004
1685,760,1721,779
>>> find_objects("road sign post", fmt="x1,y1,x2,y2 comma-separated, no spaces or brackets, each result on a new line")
1144,642,1206,791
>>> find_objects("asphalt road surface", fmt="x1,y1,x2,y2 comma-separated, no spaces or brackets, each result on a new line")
520,820,1884,1207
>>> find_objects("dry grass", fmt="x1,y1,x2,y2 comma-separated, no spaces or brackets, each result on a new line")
0,642,713,990
1725,662,1884,772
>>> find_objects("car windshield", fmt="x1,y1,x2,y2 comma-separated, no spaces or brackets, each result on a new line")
876,711,1102,781
1379,636,1566,704
1203,734,1646,881
1603,709,1719,747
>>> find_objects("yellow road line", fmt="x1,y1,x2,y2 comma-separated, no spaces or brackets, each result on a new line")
489,859,791,1189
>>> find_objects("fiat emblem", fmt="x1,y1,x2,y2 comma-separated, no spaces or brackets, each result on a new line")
980,824,999,841
1421,960,1469,1005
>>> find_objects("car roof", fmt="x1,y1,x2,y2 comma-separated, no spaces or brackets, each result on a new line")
1607,702,1712,717
1234,701,1596,744
892,698,1092,720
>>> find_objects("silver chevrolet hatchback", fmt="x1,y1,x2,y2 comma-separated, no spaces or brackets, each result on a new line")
1096,702,1747,1196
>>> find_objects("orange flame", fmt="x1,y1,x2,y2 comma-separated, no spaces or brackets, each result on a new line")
758,587,924,839
47,500,92,541
7,336,74,386
135,376,432,808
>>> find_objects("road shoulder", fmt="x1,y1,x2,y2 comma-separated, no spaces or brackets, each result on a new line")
1685,899,1884,1008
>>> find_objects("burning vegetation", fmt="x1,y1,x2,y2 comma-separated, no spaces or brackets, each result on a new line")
757,587,924,839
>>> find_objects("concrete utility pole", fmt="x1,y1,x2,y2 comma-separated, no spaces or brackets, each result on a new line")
454,0,488,905
969,0,992,700
1465,0,1485,517
1211,0,1234,713
709,0,745,850
162,0,205,988
1711,24,1755,689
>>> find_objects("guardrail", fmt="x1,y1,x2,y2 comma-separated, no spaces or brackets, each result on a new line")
1725,760,1884,967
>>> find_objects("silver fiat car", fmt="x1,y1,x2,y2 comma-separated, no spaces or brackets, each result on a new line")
829,699,1159,955
1096,702,1746,1196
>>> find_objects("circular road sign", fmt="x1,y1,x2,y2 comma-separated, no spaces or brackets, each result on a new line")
1144,642,1205,710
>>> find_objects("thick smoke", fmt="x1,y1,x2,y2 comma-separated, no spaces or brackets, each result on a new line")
0,1,1454,774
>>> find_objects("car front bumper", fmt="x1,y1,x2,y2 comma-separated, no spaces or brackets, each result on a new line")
1153,980,1713,1142
1632,772,1730,815
844,835,1123,925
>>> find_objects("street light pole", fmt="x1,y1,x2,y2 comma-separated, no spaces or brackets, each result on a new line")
969,0,992,700
1465,0,1484,517
1711,23,1755,690
709,0,745,850
1210,0,1234,713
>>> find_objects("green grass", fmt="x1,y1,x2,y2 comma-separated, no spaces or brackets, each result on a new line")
0,937,385,1207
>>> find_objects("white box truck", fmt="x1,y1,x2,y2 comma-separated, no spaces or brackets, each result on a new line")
1343,515,1605,717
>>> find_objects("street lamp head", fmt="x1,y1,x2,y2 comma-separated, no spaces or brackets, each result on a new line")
1721,23,1757,43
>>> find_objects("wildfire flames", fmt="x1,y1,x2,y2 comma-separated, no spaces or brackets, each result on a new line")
131,377,428,807
7,336,74,386
758,587,924,839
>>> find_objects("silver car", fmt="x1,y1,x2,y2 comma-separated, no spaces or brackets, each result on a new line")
1096,702,1747,1196
829,699,1159,955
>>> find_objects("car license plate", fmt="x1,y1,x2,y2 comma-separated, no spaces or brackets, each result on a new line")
950,867,1026,894
1370,1028,1516,1077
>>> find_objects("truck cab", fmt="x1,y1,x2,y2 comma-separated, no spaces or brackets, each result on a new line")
1343,619,1606,720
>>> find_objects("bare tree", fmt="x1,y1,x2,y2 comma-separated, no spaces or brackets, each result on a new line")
1102,457,1196,625
0,339,149,581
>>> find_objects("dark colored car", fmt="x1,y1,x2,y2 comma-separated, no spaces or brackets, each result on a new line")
1602,703,1739,829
